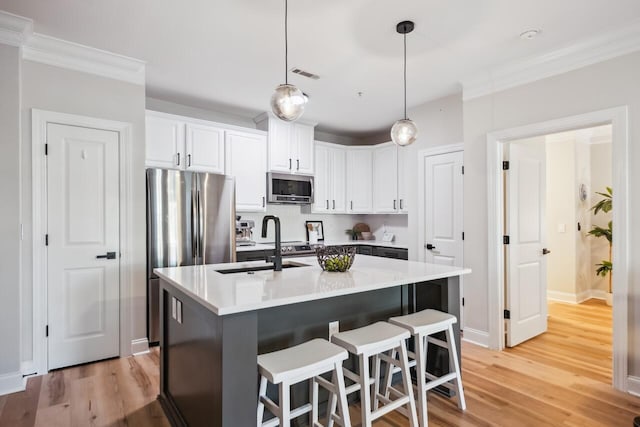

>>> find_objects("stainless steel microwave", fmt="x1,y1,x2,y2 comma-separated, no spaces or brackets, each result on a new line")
267,172,314,204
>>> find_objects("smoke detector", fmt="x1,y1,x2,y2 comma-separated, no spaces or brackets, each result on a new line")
520,29,541,40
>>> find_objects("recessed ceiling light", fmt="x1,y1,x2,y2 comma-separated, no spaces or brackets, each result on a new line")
520,29,541,40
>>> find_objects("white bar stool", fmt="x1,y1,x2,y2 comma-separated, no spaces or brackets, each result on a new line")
385,309,466,427
257,338,351,427
329,321,419,427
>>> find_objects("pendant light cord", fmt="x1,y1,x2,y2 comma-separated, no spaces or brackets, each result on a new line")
284,0,288,85
403,32,407,120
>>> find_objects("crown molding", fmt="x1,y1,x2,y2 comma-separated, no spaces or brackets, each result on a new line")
0,10,33,46
22,33,145,85
462,20,640,101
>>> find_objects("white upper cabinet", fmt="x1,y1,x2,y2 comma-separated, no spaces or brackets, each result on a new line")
225,130,268,212
313,142,346,214
255,113,316,174
397,146,409,213
185,123,225,173
346,148,373,213
373,143,399,213
146,113,184,169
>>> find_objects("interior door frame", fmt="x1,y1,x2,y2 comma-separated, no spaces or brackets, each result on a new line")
417,143,465,327
486,107,629,391
31,109,134,375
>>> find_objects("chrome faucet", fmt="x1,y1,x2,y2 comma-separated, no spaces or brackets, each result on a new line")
261,215,282,271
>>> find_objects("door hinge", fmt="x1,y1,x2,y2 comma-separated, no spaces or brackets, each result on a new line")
504,309,511,319
461,165,465,175
502,161,509,170
462,297,465,306
503,235,510,245
45,234,49,246
45,325,49,337
462,231,465,241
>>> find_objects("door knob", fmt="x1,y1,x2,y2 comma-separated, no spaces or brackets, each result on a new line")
542,248,551,255
425,244,436,250
96,252,117,260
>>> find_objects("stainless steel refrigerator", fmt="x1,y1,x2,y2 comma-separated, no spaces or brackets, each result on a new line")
146,168,236,343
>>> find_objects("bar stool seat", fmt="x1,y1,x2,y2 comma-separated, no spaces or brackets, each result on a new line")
386,309,466,427
258,338,351,427
330,322,418,427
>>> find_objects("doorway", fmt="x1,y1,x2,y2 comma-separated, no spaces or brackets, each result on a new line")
486,107,629,391
32,110,134,375
504,125,613,349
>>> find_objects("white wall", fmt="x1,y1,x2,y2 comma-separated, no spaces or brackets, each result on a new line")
574,137,592,297
590,142,613,293
0,43,23,387
20,61,147,362
463,51,640,375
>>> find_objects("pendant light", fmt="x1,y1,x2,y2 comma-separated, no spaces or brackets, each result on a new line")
390,20,418,146
270,0,306,121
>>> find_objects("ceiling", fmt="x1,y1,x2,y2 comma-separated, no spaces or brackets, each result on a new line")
2,0,640,137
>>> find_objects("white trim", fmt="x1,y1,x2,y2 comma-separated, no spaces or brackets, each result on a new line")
486,107,629,392
628,376,640,397
547,289,608,304
22,33,145,85
463,20,640,100
0,10,33,47
131,338,150,356
461,328,489,348
31,109,135,375
0,371,26,396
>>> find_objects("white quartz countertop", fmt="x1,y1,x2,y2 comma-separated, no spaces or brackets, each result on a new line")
154,255,470,316
236,241,408,252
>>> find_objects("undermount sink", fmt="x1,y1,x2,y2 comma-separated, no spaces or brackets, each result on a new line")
214,261,309,275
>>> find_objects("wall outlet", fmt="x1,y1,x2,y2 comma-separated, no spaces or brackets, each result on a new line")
328,321,339,340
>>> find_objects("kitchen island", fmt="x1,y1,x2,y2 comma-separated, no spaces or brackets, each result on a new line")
154,255,471,427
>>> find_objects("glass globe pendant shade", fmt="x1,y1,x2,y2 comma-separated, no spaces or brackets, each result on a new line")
390,119,418,146
271,84,306,121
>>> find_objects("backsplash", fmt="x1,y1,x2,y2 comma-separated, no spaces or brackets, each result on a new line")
237,205,408,245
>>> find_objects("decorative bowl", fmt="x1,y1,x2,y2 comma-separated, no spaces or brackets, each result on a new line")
316,246,356,272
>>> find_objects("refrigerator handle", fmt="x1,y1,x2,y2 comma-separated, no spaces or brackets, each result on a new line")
197,189,204,260
191,184,198,262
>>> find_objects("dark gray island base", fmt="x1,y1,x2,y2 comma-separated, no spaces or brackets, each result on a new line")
157,276,461,427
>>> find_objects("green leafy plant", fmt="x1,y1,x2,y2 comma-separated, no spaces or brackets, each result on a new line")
588,188,612,293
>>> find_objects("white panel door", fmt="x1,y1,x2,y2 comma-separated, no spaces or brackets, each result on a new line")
268,118,293,172
330,147,347,213
346,149,373,213
506,143,548,347
145,114,184,169
293,123,314,174
422,151,463,266
313,144,331,213
185,123,225,173
47,123,120,370
225,130,267,212
373,143,398,213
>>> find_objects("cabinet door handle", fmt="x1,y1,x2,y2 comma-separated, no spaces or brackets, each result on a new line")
393,199,397,210
262,196,265,208
289,158,292,170
332,200,335,210
176,153,180,166
350,201,353,210
297,159,300,170
326,200,329,209
187,154,191,167
400,199,403,210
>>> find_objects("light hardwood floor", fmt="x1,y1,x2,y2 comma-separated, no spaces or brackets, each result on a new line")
1,299,638,426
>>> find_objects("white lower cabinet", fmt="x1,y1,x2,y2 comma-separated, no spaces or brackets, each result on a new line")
346,148,373,213
225,130,268,212
313,142,346,213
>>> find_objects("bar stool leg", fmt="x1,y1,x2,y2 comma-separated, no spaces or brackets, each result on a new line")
446,324,466,410
359,353,373,427
327,370,338,427
414,334,429,427
398,341,419,427
334,361,352,427
310,377,319,426
257,375,268,426
372,354,382,410
279,381,291,426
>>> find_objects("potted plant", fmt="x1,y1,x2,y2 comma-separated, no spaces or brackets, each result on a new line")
588,187,612,305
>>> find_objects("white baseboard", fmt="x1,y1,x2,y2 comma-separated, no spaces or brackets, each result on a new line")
628,376,640,397
461,327,490,348
131,338,150,356
0,371,26,396
547,289,608,304
20,360,37,376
